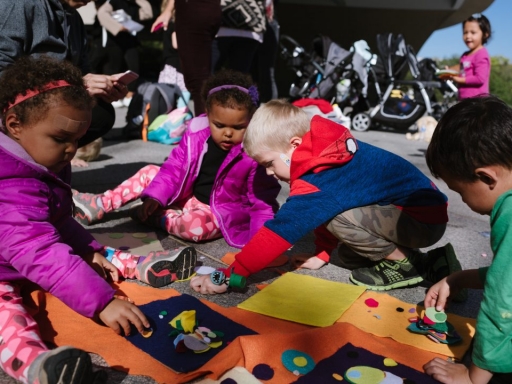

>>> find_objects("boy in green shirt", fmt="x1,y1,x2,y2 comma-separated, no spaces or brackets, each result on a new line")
423,96,512,384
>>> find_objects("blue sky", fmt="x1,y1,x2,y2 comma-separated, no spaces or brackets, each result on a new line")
419,0,511,60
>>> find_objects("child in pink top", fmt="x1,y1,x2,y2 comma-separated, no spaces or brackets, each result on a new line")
447,14,491,100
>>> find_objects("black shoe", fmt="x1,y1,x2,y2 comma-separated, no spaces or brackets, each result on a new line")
349,257,423,291
29,346,105,384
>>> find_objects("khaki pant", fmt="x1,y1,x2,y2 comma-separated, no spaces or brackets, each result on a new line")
326,204,446,261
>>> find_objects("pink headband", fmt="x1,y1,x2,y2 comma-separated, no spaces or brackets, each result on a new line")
5,80,73,112
207,84,259,106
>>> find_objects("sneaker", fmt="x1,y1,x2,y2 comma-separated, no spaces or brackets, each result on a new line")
349,257,424,291
27,346,105,384
420,243,467,302
137,246,197,288
73,190,105,225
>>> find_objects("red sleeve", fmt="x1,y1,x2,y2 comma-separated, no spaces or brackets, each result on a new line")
229,226,292,277
314,225,339,262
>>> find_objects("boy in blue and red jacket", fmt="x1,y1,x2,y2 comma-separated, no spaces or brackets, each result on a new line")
191,100,462,294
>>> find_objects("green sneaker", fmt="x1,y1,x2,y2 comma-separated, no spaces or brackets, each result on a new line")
349,257,424,291
421,243,468,302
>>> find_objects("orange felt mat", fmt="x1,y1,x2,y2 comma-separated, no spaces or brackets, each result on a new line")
25,282,449,383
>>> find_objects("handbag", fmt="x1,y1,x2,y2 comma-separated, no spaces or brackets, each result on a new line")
220,0,266,33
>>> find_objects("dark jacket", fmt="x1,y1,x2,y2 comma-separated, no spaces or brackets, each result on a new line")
0,0,90,74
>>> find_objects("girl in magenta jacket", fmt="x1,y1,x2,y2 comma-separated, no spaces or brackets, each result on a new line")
0,56,204,383
74,70,281,248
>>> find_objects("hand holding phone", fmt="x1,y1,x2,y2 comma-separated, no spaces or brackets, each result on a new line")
152,22,164,33
114,70,139,85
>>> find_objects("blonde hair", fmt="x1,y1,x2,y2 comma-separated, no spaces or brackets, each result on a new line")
244,99,310,157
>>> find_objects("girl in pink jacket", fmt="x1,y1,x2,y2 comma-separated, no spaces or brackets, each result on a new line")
74,70,281,248
445,14,492,100
0,56,200,384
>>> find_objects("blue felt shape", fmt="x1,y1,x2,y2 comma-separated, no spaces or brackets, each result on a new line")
126,294,257,373
293,343,438,383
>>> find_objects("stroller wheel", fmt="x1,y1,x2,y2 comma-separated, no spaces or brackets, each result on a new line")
351,112,372,132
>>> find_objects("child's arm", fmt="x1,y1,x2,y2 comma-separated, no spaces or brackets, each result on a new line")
424,359,493,384
425,269,483,310
245,163,281,238
453,53,490,86
98,298,150,336
140,126,193,206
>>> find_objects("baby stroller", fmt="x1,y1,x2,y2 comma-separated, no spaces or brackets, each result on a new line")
350,33,457,132
279,34,366,103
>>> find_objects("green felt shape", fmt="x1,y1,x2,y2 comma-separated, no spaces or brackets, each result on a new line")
425,307,448,323
282,349,315,375
213,331,224,338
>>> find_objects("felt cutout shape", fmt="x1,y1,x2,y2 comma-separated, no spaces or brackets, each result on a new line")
126,294,257,373
293,343,438,384
238,273,365,327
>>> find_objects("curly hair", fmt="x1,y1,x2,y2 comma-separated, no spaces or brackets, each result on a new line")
0,55,94,126
201,70,257,114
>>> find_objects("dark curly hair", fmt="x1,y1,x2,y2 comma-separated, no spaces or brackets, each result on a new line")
201,70,258,114
0,55,94,126
426,95,512,182
463,14,492,45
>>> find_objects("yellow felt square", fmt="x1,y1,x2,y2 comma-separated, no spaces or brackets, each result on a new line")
237,272,365,327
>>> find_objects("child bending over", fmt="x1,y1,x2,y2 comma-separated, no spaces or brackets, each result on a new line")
73,70,280,248
0,56,196,383
191,100,462,294
423,96,512,384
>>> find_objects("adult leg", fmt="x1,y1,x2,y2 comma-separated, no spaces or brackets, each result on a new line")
175,0,222,115
217,37,260,74
251,19,280,101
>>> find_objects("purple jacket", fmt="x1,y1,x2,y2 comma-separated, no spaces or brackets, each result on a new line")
141,115,281,248
0,133,115,318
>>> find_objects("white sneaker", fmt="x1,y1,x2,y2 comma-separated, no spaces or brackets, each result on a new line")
111,100,124,108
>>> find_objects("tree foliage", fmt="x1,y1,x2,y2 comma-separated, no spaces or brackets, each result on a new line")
435,55,512,105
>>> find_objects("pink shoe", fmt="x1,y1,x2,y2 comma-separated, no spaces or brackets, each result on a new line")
137,247,197,287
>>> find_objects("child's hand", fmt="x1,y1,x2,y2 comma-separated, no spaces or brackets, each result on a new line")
85,252,119,282
138,199,161,221
424,358,472,384
424,277,452,311
190,275,228,295
99,298,150,336
291,254,326,270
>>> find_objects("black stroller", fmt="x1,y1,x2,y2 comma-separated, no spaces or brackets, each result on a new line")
350,33,458,132
279,35,365,103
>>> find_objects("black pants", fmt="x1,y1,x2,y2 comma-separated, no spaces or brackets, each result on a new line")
212,36,260,74
78,98,115,147
175,0,222,115
251,19,280,102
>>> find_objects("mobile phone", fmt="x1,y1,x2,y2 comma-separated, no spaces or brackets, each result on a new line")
116,70,139,85
152,22,164,32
